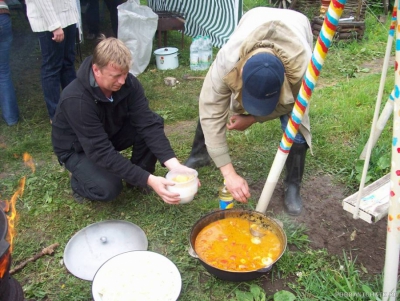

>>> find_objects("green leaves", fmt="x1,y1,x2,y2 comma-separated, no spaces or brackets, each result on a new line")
273,290,296,301
233,284,267,301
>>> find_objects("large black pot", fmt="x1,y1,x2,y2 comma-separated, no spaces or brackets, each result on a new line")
189,209,287,282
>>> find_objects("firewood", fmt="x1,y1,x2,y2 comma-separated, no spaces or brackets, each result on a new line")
10,243,59,275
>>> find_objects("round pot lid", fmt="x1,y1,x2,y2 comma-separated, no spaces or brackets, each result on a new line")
64,220,148,281
92,251,181,301
154,47,179,55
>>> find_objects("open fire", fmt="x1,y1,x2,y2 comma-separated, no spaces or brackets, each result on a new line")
0,152,35,300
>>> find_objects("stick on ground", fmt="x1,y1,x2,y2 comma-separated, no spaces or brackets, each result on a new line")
10,242,60,275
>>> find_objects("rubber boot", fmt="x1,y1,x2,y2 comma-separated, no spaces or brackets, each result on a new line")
284,143,307,216
184,120,212,168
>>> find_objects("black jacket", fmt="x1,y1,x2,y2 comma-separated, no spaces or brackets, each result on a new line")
51,56,176,187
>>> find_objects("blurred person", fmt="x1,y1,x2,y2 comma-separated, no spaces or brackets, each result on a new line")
0,0,19,126
85,0,125,39
184,7,313,215
51,36,197,204
25,0,80,121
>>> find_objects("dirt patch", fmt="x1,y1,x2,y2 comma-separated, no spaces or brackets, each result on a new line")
257,175,387,273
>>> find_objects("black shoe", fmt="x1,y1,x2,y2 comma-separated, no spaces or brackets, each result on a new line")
184,155,211,169
72,191,91,204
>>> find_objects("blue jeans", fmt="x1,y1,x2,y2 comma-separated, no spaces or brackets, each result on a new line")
280,114,306,144
0,14,19,125
38,24,77,120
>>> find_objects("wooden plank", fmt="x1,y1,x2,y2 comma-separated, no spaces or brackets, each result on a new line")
342,174,390,223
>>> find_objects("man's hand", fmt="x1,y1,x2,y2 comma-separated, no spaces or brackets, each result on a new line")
220,163,251,203
147,175,181,204
226,114,256,131
52,28,64,43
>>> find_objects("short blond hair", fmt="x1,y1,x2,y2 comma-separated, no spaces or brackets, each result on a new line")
92,35,132,71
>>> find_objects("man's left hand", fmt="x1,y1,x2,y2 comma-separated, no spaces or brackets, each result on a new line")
52,28,64,43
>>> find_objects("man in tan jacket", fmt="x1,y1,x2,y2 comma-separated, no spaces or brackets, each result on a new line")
184,7,313,215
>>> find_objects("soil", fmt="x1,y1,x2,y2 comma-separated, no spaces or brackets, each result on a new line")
6,9,395,297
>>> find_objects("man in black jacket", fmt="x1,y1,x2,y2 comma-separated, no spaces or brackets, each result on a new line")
51,36,196,203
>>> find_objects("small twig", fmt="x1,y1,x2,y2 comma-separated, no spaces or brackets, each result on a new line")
10,243,59,275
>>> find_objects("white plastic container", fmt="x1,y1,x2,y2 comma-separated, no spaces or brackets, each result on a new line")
166,169,198,204
153,47,179,70
190,37,199,71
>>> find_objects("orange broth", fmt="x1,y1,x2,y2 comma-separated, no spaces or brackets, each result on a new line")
194,217,282,272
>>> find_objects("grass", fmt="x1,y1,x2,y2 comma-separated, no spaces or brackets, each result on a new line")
0,1,399,301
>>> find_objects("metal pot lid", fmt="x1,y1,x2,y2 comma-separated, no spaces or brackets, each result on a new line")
92,251,181,301
154,47,179,55
63,220,148,281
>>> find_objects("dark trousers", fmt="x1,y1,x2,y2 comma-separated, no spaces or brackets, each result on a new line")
38,24,77,120
64,119,158,201
86,0,125,37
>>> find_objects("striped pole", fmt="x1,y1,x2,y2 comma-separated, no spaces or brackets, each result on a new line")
353,5,398,219
383,4,400,300
256,0,347,213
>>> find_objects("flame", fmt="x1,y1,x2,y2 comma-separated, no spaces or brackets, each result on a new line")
0,153,34,278
5,177,25,253
23,152,35,173
0,251,10,278
0,177,25,279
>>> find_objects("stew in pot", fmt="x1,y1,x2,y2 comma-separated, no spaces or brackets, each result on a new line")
194,217,283,272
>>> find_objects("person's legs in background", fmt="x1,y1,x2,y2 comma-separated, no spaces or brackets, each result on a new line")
0,13,19,126
60,24,77,89
103,0,125,37
85,0,100,39
38,26,76,121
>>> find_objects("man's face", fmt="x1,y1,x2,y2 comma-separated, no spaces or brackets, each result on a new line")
92,63,128,96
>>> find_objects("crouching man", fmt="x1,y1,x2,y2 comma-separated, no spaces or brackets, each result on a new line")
52,36,196,204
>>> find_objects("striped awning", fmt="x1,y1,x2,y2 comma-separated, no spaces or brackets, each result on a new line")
147,0,243,48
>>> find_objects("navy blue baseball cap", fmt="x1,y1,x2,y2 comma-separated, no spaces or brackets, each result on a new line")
242,53,285,116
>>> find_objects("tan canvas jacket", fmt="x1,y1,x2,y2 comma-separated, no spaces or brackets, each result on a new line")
199,7,313,168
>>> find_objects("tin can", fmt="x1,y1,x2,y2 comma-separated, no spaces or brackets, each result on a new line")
219,181,234,210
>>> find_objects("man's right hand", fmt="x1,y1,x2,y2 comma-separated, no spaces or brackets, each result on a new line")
220,163,251,203
147,174,181,205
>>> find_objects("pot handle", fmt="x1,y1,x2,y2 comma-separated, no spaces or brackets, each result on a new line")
257,265,273,273
188,246,199,258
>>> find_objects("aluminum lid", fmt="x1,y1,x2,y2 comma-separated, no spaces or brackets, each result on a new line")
63,220,148,281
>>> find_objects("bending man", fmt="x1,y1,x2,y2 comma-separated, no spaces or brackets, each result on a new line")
184,7,313,215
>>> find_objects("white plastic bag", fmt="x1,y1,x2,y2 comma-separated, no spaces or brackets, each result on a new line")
117,0,158,76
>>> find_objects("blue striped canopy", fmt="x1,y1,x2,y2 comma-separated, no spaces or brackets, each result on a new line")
147,0,243,48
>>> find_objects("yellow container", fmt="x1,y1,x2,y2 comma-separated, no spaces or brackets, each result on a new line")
219,181,234,209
